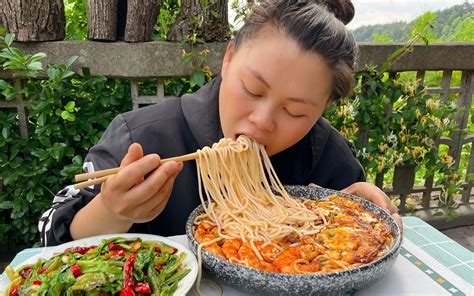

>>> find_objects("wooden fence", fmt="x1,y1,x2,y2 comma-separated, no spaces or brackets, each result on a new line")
0,41,473,229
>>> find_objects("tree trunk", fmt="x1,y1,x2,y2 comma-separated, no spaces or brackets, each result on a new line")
202,0,231,42
0,0,65,41
87,0,118,41
167,0,204,42
124,0,162,42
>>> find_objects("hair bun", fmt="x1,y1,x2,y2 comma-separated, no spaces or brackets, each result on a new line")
314,0,355,25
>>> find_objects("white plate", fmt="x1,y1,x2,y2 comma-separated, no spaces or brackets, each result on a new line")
0,233,198,295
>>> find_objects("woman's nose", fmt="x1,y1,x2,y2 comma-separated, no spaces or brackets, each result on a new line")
248,102,276,133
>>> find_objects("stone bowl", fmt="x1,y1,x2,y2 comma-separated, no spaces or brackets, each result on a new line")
185,185,402,295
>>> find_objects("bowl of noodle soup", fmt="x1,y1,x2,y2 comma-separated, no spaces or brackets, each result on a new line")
185,185,402,295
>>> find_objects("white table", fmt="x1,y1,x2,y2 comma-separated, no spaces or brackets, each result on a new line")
2,217,473,295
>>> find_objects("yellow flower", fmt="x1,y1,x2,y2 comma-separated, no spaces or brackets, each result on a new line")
426,98,439,110
420,116,427,126
351,122,359,135
340,126,348,138
377,157,386,172
202,66,212,79
411,146,425,158
440,153,453,166
378,143,388,153
404,146,411,155
432,117,441,129
415,109,422,118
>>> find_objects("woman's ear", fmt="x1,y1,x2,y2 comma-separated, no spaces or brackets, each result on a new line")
221,42,235,77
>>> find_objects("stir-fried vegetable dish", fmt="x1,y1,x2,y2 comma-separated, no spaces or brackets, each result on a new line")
5,237,191,296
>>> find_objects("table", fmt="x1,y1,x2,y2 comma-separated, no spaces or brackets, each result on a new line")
1,217,473,295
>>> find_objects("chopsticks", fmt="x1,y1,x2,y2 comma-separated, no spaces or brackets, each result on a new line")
73,151,200,189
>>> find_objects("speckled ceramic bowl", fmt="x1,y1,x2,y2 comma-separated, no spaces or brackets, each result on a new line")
185,185,402,295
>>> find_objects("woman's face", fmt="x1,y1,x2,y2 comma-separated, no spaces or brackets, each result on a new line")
219,26,334,156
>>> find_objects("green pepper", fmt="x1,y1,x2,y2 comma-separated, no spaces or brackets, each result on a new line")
42,256,61,274
133,247,154,282
163,253,187,277
147,264,164,294
45,269,76,296
165,268,190,286
153,254,169,266
68,272,109,291
159,281,178,296
143,241,176,255
77,260,122,276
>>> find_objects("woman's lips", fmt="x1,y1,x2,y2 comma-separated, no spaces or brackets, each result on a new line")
236,133,266,147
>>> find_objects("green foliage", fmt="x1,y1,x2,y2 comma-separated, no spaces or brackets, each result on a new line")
324,34,464,212
353,2,473,42
372,32,394,42
180,35,212,88
0,33,131,247
0,32,46,77
64,0,87,40
325,69,462,204
445,11,474,41
153,0,181,41
412,12,439,42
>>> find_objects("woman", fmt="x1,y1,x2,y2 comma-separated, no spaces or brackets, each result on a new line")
39,0,401,246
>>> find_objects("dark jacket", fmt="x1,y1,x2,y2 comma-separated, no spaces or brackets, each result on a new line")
39,76,365,246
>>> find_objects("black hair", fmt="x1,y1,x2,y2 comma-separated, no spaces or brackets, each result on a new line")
233,0,357,101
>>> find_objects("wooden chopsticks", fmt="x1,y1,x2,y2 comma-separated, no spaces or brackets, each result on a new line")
73,151,200,189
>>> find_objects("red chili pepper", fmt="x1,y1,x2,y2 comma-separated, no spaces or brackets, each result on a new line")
32,280,42,285
123,253,137,288
154,247,161,253
8,284,19,296
76,247,91,255
134,283,151,294
120,285,135,296
38,267,48,274
19,266,33,279
109,242,119,251
155,264,163,271
70,264,81,277
112,249,125,257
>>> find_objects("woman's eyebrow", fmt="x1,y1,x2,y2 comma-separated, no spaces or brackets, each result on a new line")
248,68,270,88
248,68,316,106
288,97,316,106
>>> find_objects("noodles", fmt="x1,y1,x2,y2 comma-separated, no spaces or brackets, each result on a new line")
195,136,321,250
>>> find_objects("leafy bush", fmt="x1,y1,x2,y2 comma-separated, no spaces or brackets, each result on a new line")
324,68,462,207
0,32,131,248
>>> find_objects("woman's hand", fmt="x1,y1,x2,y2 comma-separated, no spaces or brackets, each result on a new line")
341,182,403,231
100,143,183,224
71,143,183,240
